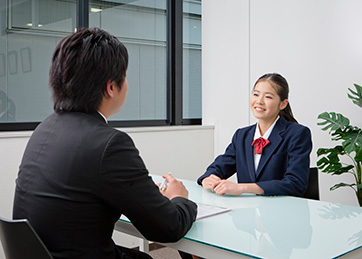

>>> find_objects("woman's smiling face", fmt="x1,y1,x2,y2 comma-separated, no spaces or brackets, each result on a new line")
250,80,288,125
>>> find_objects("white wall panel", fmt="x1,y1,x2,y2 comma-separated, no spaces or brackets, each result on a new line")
202,0,251,157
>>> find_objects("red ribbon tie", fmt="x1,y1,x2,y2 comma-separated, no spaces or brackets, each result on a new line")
252,137,270,154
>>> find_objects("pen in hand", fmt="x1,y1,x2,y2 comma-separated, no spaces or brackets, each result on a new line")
159,172,171,191
159,172,189,199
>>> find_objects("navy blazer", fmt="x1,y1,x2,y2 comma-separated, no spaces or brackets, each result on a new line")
198,117,312,197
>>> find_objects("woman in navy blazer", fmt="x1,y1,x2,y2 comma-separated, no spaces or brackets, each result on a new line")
198,73,312,197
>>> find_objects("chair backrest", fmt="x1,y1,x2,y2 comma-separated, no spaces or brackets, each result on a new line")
304,167,320,200
0,217,53,259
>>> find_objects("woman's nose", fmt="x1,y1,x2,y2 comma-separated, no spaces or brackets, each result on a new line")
256,97,264,104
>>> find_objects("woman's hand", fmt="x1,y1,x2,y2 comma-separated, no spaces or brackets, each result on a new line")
213,180,243,196
201,174,221,191
202,175,242,195
214,181,265,196
202,175,265,196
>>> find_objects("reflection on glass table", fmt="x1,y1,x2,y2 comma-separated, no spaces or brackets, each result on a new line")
115,175,362,259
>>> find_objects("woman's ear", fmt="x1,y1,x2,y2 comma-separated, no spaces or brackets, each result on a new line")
280,99,288,110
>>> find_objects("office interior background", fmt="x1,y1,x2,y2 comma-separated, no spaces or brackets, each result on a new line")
1,0,362,256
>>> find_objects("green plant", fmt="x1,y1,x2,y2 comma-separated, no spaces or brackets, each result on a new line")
317,83,362,206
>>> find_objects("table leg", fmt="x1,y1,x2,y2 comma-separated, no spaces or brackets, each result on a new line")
139,238,149,253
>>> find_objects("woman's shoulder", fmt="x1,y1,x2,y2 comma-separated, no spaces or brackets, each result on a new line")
281,119,311,138
285,119,310,131
237,123,256,132
233,124,256,138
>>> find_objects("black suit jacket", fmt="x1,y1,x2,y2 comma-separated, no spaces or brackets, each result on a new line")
13,112,197,258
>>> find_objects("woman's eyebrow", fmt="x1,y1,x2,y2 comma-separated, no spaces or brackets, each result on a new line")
253,89,275,96
265,91,275,96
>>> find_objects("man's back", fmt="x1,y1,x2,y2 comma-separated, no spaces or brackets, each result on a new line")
13,112,197,258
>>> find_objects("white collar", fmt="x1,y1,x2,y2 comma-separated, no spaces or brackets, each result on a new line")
97,111,108,123
254,116,279,140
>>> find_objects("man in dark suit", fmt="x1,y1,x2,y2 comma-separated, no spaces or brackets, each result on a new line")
13,28,197,259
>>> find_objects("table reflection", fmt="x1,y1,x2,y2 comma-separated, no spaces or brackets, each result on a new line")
230,197,312,258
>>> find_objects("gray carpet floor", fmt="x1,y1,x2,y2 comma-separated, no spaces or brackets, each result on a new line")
148,246,182,259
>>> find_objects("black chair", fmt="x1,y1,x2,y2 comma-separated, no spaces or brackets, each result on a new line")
304,167,320,200
0,217,53,259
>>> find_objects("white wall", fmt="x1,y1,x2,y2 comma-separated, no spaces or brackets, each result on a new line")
124,126,214,181
0,134,29,259
202,0,251,155
202,0,362,206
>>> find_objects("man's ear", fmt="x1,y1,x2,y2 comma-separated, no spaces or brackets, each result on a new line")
105,79,115,98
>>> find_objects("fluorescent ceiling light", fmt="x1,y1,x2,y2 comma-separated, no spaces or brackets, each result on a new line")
91,7,102,13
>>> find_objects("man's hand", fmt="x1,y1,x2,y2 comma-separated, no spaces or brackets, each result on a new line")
159,173,189,200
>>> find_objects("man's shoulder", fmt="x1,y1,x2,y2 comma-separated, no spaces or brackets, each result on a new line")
37,112,122,138
37,112,133,141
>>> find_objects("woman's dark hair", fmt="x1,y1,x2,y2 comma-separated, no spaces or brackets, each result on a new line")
254,73,298,123
49,27,128,113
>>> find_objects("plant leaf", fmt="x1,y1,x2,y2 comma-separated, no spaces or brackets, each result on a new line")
330,182,356,191
317,112,350,132
317,159,342,173
330,165,354,175
348,84,362,108
355,149,362,163
317,146,354,175
331,128,345,141
317,146,345,157
341,128,362,154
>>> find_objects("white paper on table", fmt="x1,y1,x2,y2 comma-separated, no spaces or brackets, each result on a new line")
196,203,231,220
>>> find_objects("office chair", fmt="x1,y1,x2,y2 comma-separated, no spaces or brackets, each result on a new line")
304,167,320,200
0,217,53,259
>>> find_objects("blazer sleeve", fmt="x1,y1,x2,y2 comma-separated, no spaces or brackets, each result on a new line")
197,130,239,185
99,131,197,243
257,125,312,197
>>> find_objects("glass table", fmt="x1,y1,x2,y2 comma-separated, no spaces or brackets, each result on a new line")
115,175,362,258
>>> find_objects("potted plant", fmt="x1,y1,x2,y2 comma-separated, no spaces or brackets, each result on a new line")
317,83,362,206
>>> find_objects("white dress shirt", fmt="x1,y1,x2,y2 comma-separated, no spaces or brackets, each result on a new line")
253,116,280,174
98,111,108,123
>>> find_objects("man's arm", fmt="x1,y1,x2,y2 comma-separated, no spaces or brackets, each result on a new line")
99,131,197,242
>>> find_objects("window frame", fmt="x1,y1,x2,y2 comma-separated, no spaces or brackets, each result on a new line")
0,0,201,131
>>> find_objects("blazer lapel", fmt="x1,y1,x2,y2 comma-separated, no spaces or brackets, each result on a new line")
246,125,256,182
256,118,287,178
